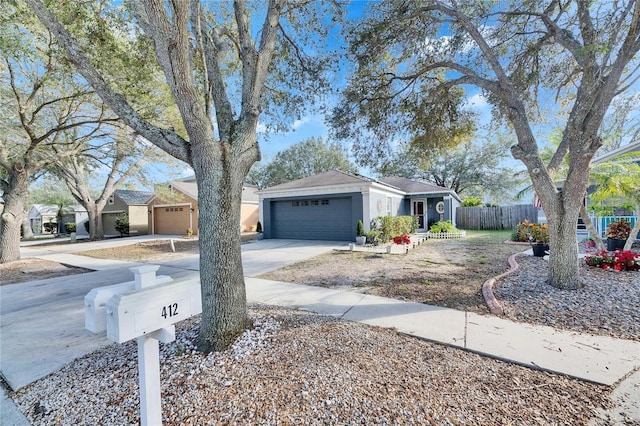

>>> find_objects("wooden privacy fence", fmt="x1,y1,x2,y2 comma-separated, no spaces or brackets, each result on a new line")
456,205,539,230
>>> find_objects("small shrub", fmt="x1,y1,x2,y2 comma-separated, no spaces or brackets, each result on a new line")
393,234,411,245
115,216,130,237
64,222,76,233
461,196,483,207
365,230,381,245
83,220,90,232
256,221,262,233
429,220,460,234
356,220,365,237
371,216,416,242
585,249,639,271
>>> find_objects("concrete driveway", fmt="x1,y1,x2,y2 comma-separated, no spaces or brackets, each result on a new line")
1,238,343,391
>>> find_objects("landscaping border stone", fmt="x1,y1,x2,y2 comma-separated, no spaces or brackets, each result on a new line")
481,253,520,315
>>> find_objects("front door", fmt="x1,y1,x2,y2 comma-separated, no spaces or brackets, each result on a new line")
413,200,425,230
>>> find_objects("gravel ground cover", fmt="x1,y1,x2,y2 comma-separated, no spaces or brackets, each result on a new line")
9,306,612,425
494,254,640,341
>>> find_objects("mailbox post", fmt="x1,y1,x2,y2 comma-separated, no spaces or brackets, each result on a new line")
134,265,171,426
87,265,201,426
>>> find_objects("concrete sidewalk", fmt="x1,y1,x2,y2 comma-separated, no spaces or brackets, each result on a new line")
245,278,640,387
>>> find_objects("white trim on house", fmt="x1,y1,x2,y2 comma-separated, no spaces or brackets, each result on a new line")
591,141,640,165
259,181,405,200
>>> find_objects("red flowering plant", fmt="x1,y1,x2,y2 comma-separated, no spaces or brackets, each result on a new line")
393,234,411,245
585,249,639,272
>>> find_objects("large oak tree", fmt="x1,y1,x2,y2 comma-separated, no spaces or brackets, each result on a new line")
0,3,118,262
334,0,640,289
27,0,337,351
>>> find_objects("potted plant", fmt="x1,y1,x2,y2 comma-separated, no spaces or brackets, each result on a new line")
584,237,596,250
356,220,366,245
527,223,549,257
256,221,263,240
606,219,631,251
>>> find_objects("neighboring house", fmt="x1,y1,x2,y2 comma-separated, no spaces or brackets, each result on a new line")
148,177,259,236
147,180,198,236
102,190,155,236
257,170,461,241
28,204,88,234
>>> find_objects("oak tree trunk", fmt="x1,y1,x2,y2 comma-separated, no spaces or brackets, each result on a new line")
193,144,250,352
22,218,34,239
547,208,583,289
624,202,640,251
0,173,29,263
580,204,604,250
85,204,105,240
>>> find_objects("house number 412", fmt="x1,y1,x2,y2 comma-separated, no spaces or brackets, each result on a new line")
161,303,178,319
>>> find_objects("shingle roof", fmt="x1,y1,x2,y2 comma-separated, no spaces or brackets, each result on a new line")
115,189,155,205
169,181,198,199
29,204,80,216
377,176,448,194
261,170,376,191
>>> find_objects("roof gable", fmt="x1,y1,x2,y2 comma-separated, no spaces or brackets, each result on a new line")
168,181,198,199
115,189,155,205
262,170,375,191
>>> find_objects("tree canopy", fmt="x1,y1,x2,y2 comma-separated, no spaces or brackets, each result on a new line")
247,137,358,188
381,136,516,202
335,0,640,290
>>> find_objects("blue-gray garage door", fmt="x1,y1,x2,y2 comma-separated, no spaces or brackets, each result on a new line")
272,197,352,240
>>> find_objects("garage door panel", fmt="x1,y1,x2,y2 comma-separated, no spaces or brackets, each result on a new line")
154,206,190,235
272,197,352,241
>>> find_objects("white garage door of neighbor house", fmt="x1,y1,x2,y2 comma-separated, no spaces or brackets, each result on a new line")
154,206,190,235
272,197,352,241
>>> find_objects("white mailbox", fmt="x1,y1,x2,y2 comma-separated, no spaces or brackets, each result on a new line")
105,278,201,344
84,276,173,333
85,265,203,425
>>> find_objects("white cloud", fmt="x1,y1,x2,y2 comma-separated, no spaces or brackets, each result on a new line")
292,115,314,131
466,93,488,108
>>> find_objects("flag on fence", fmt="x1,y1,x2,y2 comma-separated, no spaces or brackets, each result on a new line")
533,193,542,209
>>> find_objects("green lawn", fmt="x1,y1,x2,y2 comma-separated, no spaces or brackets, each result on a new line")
462,229,514,244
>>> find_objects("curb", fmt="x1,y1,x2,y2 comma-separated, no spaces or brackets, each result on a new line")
481,253,520,315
